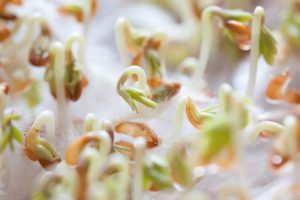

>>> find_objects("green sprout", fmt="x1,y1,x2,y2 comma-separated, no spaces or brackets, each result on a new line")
116,66,157,113
0,113,23,152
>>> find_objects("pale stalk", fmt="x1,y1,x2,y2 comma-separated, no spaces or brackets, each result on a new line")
115,18,131,67
228,90,250,198
247,121,284,142
132,137,146,200
86,131,111,183
51,42,67,132
284,116,300,191
65,33,85,68
82,0,93,36
106,153,130,200
246,7,264,97
18,13,47,47
84,113,98,132
176,96,188,131
31,110,55,143
193,6,222,88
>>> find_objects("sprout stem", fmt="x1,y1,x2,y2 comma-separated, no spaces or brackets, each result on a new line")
247,121,284,142
176,96,188,131
246,7,264,98
284,116,300,188
107,154,130,200
117,66,151,102
192,6,222,88
132,138,146,200
84,113,98,132
18,13,47,47
50,42,67,131
65,33,85,68
115,18,131,67
82,0,94,36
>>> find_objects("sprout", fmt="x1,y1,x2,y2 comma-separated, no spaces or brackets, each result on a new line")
58,0,97,23
116,66,157,113
143,155,173,191
101,153,130,200
247,121,284,142
64,33,88,101
65,131,112,166
28,14,51,67
0,113,23,153
176,96,216,130
132,137,146,200
24,110,60,169
265,69,300,104
270,116,298,170
44,41,66,105
58,0,97,36
192,6,252,86
246,6,277,97
196,117,235,167
167,142,193,188
115,121,159,148
115,17,167,76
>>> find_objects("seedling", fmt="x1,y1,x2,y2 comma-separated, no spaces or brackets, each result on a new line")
24,110,59,168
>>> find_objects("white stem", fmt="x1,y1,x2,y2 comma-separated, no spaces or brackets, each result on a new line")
152,31,168,78
18,13,46,47
284,116,299,186
193,6,221,87
82,0,93,36
31,110,55,143
51,42,67,128
65,33,85,68
95,130,111,167
247,121,284,142
246,6,264,98
132,137,146,200
176,96,188,131
84,113,98,132
107,153,130,200
115,17,131,67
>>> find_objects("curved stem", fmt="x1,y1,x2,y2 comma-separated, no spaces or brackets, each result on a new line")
31,110,55,143
18,13,47,47
65,33,85,68
132,137,146,200
192,6,222,87
119,66,149,93
246,6,264,98
115,18,131,67
247,121,284,142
